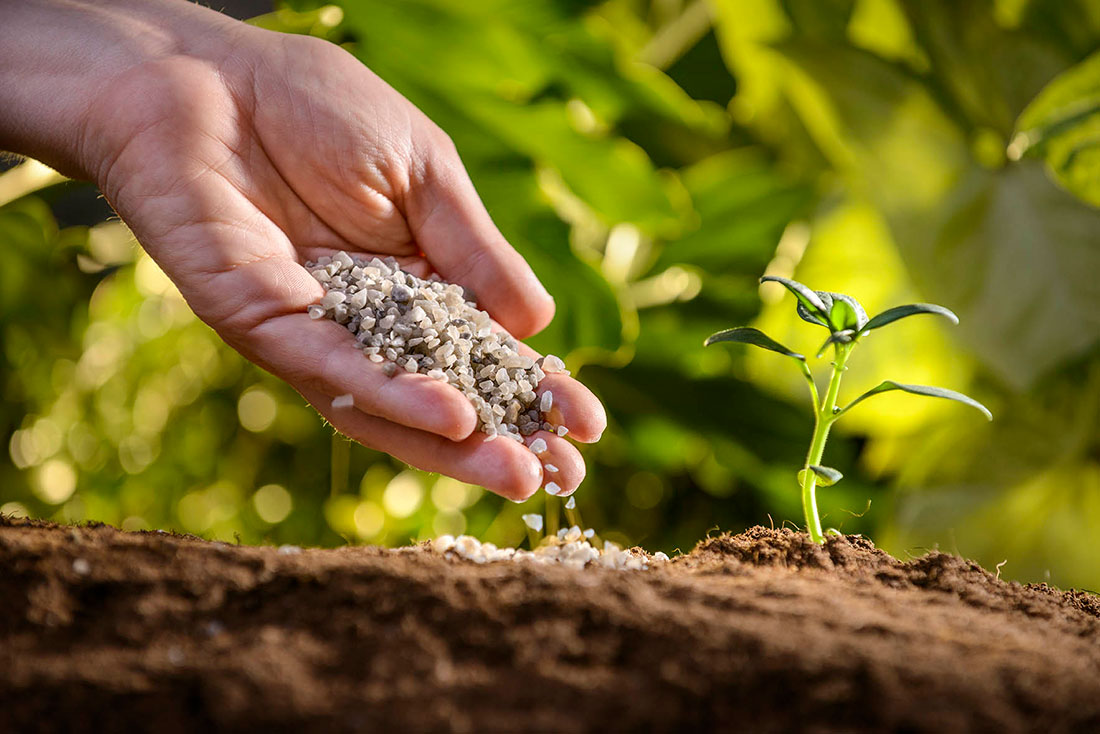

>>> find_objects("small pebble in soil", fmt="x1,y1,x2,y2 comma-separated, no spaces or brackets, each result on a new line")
432,529,661,570
277,545,302,555
71,558,90,576
306,252,562,443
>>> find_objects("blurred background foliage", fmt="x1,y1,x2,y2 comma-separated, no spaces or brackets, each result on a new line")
2,0,1099,589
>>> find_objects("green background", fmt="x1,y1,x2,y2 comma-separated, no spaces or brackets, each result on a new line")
2,0,1099,590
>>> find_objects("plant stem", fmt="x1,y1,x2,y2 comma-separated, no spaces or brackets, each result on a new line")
330,433,349,498
800,344,851,543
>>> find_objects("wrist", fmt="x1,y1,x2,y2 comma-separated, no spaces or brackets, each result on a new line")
0,0,242,180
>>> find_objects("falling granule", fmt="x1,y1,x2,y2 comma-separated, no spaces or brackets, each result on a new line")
331,394,354,409
307,252,564,441
529,438,548,455
544,482,562,496
522,514,544,532
565,496,576,510
544,463,558,473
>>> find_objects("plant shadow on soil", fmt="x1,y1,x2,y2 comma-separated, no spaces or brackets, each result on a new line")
1,516,1098,733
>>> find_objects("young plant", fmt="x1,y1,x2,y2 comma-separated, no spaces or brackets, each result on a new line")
705,276,992,543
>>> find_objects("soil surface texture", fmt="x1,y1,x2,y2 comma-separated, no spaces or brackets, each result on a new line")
1,516,1098,733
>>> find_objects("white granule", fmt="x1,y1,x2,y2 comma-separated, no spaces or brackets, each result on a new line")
529,438,548,455
306,252,565,442
431,532,652,570
331,394,354,409
544,482,562,496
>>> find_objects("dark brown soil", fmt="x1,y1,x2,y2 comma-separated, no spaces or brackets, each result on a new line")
1,517,1098,733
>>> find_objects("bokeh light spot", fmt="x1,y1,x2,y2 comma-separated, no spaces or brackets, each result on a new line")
353,501,385,539
430,477,477,512
625,471,664,509
252,484,293,524
433,510,466,537
32,458,77,504
238,388,277,432
0,502,28,519
383,471,424,518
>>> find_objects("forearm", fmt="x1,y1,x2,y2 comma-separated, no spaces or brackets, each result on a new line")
0,0,239,179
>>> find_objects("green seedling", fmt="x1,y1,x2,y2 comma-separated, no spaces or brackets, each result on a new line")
705,276,992,544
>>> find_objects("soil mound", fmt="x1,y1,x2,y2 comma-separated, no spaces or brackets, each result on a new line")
1,516,1097,733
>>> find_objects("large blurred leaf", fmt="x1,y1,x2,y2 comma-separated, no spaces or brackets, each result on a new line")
898,0,1084,136
1013,49,1100,207
338,0,687,235
652,149,812,272
774,40,1100,388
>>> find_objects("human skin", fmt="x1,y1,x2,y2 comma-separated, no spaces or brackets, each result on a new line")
0,0,606,499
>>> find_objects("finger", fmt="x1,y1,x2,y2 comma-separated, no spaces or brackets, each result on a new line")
509,342,606,443
405,133,555,339
193,256,478,441
533,375,606,444
302,387,544,500
525,431,586,496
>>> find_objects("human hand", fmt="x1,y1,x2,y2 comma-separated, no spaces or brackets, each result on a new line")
0,0,605,499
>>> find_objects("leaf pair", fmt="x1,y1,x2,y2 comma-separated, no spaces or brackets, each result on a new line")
703,327,992,421
760,276,959,339
703,277,991,422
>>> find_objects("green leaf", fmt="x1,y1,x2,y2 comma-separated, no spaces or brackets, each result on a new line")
759,276,834,329
797,464,844,487
824,292,868,331
704,327,805,361
839,381,992,420
1012,49,1100,207
860,303,960,334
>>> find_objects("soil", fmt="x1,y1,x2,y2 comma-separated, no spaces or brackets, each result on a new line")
1,516,1098,733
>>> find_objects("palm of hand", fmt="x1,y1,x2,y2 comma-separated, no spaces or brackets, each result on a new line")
85,31,603,499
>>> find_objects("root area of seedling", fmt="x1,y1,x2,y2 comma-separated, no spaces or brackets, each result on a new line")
1,517,1098,733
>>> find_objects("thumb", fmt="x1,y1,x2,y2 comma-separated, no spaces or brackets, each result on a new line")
405,132,555,339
